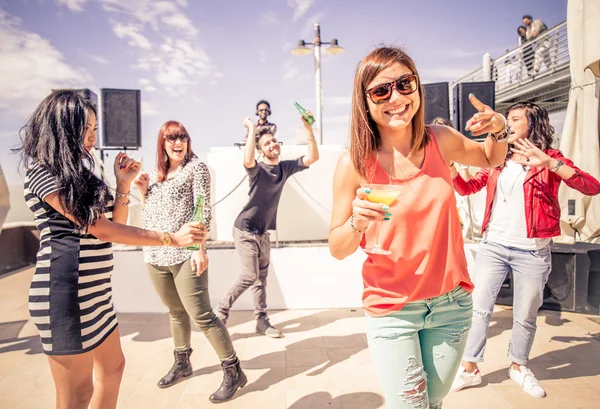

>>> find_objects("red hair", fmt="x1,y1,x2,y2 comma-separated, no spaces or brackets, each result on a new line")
156,120,196,183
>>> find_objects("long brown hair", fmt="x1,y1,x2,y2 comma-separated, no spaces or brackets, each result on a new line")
156,120,197,183
505,101,554,150
349,46,428,181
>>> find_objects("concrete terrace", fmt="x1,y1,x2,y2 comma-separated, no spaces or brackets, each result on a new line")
1,266,599,409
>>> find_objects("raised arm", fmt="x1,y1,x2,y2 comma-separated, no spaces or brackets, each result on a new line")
436,94,508,169
243,117,257,168
111,152,140,224
300,110,319,166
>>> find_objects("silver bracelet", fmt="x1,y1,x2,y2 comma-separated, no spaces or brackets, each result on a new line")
349,214,366,234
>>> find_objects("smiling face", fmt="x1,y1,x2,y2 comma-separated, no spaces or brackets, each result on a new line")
257,133,280,160
257,103,270,121
163,133,189,165
83,111,97,152
365,63,421,132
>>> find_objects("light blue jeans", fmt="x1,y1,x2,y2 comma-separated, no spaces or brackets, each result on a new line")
366,286,473,409
462,241,552,365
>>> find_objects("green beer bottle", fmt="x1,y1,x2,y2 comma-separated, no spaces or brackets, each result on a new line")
187,193,205,251
293,101,315,125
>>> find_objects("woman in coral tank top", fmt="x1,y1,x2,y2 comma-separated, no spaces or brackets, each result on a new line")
328,46,509,409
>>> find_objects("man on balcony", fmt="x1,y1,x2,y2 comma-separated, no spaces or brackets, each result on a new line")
523,14,551,74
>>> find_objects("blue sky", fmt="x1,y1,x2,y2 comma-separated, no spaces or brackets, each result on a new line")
0,0,567,185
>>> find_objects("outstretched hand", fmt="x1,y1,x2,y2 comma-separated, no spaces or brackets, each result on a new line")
464,94,505,136
510,138,551,167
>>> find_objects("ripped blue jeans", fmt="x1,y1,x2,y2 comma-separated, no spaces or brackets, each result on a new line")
366,286,472,409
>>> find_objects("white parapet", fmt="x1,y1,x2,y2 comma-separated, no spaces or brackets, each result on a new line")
111,244,479,313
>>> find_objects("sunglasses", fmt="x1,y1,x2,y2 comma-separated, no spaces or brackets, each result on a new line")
165,134,189,143
365,74,419,104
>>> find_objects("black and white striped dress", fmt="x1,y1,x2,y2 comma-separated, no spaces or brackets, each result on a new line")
25,163,117,355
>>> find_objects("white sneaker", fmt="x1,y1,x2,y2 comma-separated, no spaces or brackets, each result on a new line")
508,366,546,398
450,366,482,392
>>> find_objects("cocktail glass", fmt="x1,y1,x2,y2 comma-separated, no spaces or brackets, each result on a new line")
361,183,404,255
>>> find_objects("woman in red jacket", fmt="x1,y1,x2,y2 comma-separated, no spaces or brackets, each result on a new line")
450,101,600,398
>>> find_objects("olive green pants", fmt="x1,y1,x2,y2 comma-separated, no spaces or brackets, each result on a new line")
146,258,235,361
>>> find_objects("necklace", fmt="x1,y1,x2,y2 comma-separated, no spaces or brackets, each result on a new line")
498,164,525,203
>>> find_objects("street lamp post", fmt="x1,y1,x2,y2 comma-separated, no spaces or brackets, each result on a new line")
292,23,344,144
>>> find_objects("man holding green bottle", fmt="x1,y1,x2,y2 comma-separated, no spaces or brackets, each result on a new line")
217,111,320,337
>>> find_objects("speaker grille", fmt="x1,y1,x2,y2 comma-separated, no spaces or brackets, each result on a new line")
452,82,495,138
423,82,450,124
101,89,141,148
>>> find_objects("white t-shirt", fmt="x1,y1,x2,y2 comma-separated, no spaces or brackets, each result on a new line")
485,160,551,250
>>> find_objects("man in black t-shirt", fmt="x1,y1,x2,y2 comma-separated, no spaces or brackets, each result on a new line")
217,112,319,337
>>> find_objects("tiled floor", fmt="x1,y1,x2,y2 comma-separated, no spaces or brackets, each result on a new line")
1,267,599,408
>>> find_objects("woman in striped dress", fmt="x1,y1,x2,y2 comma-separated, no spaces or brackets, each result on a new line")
19,90,205,409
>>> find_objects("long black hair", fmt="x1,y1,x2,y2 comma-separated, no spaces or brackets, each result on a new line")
16,89,111,230
505,101,555,150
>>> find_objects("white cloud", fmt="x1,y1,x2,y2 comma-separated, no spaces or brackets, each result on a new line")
283,60,311,82
56,0,88,12
98,1,212,95
288,0,314,22
134,38,216,96
82,53,109,64
161,12,199,37
301,12,325,38
139,78,152,86
283,60,300,81
0,9,93,115
112,22,152,50
141,100,158,116
144,86,157,92
261,11,280,26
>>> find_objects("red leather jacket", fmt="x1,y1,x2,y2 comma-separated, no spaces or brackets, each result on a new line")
453,149,600,238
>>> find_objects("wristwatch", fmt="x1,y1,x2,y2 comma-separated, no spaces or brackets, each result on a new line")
550,159,564,172
161,231,173,246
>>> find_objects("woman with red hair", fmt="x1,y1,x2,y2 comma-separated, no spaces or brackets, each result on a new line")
134,121,245,403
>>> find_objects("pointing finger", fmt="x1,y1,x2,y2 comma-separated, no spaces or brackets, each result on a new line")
468,93,489,113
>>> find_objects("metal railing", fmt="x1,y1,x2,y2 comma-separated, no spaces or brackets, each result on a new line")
450,21,569,95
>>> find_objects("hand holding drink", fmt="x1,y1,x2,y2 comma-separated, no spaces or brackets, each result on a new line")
293,101,315,126
187,193,206,250
360,184,403,255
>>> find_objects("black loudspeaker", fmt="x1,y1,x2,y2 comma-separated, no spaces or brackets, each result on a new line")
423,82,450,124
452,82,495,138
497,243,600,314
101,88,141,149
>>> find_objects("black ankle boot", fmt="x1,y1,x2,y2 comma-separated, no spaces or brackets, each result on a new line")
157,348,193,388
209,356,247,403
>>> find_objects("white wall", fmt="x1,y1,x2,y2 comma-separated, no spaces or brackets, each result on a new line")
207,145,346,242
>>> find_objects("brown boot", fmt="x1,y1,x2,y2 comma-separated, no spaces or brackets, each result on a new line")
157,348,193,388
209,356,247,403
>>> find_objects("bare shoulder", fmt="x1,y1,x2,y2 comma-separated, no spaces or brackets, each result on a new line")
334,151,361,185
